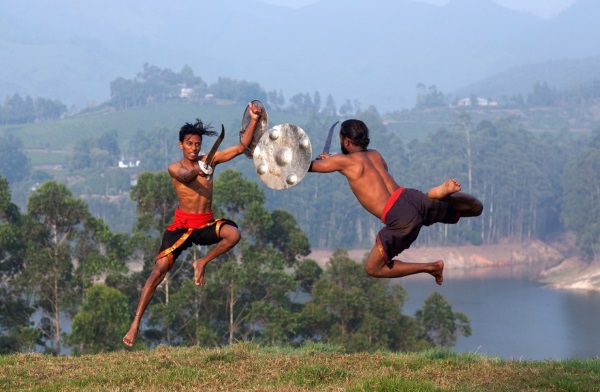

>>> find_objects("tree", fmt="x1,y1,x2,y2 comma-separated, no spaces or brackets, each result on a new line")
527,81,558,107
126,126,179,172
125,169,308,348
562,130,600,259
0,191,40,353
0,175,23,277
69,138,93,170
109,64,207,109
67,284,130,354
294,258,322,294
1,94,34,124
300,249,425,352
1,176,40,353
266,210,311,265
415,83,445,109
208,77,267,104
72,215,130,304
415,292,471,349
33,97,67,121
96,130,121,166
17,181,88,354
211,170,284,345
0,135,31,183
323,94,337,116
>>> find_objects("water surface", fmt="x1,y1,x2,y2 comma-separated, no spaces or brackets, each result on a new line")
397,266,600,360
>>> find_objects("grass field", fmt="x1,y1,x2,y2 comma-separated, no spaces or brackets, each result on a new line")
1,343,599,391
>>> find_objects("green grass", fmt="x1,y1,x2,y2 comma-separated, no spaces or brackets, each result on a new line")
26,150,68,165
1,343,598,391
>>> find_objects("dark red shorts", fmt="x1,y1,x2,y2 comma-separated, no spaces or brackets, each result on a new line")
376,189,458,263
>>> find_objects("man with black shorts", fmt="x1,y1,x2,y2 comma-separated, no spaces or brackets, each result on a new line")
123,102,263,347
308,119,483,285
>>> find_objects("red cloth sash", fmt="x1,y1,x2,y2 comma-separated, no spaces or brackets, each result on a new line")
381,187,404,223
166,207,215,231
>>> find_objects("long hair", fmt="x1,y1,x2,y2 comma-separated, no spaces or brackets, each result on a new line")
340,119,370,149
179,118,218,142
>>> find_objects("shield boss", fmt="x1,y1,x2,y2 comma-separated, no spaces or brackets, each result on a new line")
253,123,312,190
239,99,269,158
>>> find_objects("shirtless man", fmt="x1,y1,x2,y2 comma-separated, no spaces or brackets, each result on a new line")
309,119,483,285
122,102,262,347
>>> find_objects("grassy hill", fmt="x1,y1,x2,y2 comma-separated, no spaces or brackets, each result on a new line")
5,99,597,172
1,342,599,391
2,102,308,170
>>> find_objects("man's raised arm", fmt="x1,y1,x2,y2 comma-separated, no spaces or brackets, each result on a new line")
212,102,262,165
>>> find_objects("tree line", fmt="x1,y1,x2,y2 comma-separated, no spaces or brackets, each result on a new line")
2,101,599,261
108,63,268,110
415,79,600,109
260,109,600,260
0,170,470,355
1,93,68,125
2,106,599,258
107,63,359,118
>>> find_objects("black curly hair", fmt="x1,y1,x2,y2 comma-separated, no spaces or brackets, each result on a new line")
179,118,219,142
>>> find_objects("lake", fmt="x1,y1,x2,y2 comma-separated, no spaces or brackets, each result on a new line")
397,266,600,360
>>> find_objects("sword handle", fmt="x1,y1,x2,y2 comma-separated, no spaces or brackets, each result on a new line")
198,161,213,176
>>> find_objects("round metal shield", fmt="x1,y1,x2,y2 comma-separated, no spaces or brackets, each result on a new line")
240,99,268,158
253,123,312,190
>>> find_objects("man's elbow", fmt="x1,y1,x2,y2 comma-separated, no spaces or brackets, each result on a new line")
234,144,247,157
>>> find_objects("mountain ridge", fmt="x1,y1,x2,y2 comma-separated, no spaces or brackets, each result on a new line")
0,0,597,112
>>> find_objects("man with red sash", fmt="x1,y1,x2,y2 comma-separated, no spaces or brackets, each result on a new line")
309,119,483,285
123,102,263,347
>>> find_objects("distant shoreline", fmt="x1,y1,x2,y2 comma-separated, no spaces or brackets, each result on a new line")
308,240,600,292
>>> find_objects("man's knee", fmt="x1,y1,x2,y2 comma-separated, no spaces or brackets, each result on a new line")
471,199,483,216
148,259,169,284
364,261,382,277
221,224,241,245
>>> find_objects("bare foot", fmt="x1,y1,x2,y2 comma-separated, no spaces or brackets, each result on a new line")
122,322,139,347
428,179,461,199
429,260,444,285
193,260,206,286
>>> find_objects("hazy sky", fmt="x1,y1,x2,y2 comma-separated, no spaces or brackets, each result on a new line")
259,0,577,19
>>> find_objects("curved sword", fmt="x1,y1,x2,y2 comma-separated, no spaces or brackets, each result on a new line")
320,121,339,157
199,124,225,178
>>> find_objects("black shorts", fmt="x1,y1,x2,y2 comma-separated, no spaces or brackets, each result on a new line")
157,219,238,266
376,189,458,262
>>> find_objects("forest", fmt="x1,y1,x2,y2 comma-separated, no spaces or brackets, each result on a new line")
0,171,471,354
1,64,600,354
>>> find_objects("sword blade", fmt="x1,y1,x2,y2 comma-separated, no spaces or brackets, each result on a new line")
204,125,225,167
322,121,339,155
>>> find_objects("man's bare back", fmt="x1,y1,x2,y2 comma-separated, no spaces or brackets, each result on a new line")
308,118,483,286
311,149,401,219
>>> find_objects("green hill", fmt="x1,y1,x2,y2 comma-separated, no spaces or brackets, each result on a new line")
2,102,308,169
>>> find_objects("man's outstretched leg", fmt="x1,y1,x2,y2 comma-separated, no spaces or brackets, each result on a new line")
363,245,445,285
428,179,483,218
192,224,241,286
122,256,170,347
